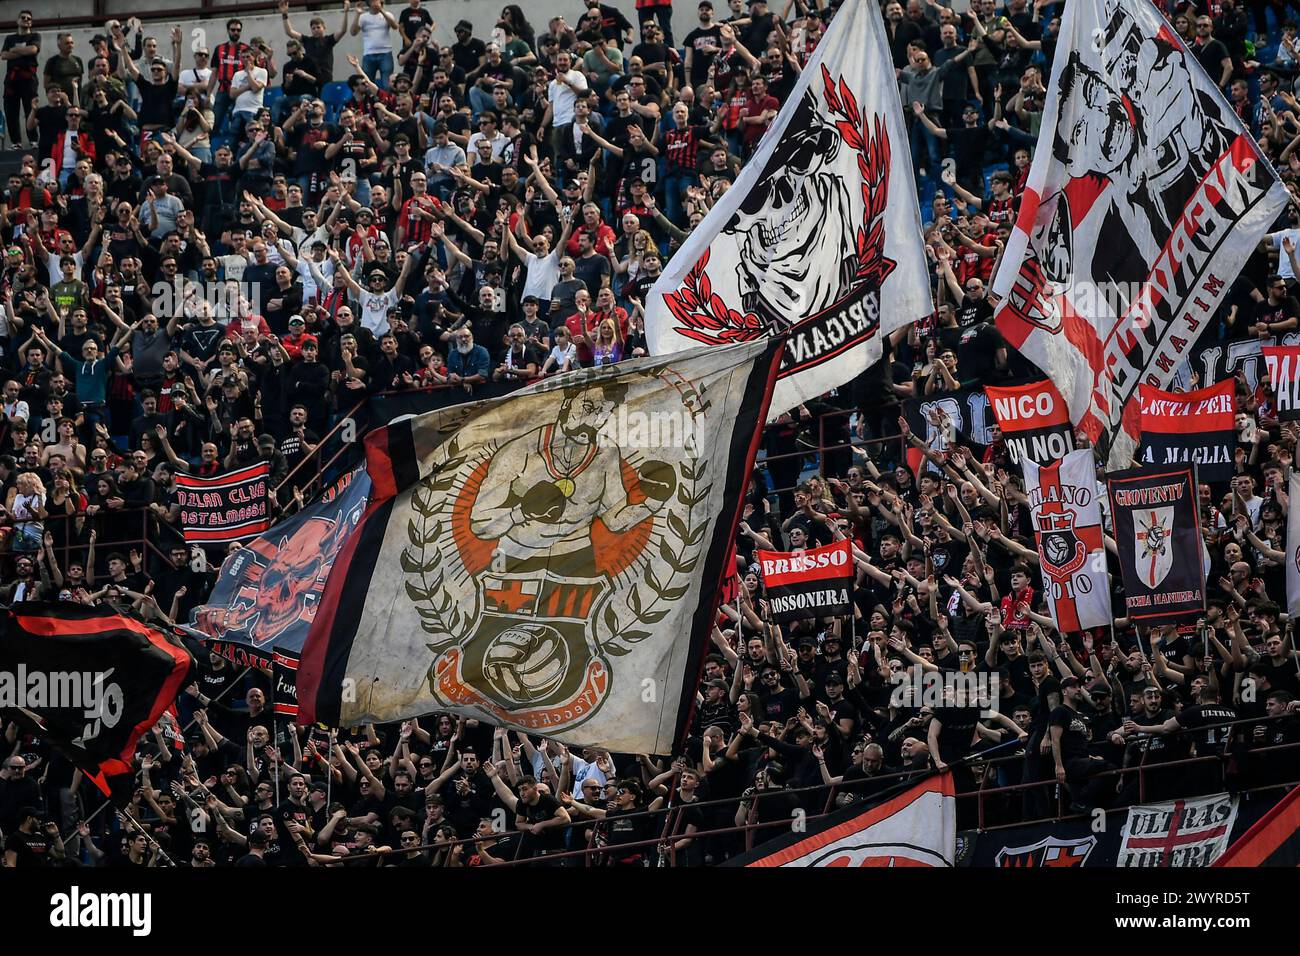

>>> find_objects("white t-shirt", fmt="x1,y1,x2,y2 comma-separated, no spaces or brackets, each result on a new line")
547,342,576,370
232,67,267,116
548,70,589,126
179,67,212,90
523,250,561,301
360,287,397,336
358,11,394,56
466,130,508,166
1271,229,1300,281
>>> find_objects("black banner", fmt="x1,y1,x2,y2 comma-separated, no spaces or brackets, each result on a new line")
959,819,1119,867
1108,465,1206,624
903,383,998,475
175,462,273,545
1136,381,1235,481
272,650,300,718
756,540,854,623
190,467,371,657
0,604,193,798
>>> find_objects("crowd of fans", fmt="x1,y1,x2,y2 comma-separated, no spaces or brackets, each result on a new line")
1,0,1299,868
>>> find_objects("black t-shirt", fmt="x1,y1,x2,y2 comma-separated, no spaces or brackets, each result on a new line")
934,703,982,762
3,32,40,81
1175,703,1238,753
4,829,50,866
956,321,1004,384
301,35,338,86
1048,704,1092,762
682,26,722,87
517,793,566,853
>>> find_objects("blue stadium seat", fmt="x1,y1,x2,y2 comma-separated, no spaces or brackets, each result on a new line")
321,81,351,122
264,86,285,111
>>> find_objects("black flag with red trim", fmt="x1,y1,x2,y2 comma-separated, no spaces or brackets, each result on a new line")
0,603,194,802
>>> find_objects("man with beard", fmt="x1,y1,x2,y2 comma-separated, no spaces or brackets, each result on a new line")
426,749,493,837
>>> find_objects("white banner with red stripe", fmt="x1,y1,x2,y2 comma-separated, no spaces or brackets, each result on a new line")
1022,449,1112,632
990,0,1286,469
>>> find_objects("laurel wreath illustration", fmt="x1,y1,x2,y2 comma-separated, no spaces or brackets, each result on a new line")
400,399,713,658
662,65,897,347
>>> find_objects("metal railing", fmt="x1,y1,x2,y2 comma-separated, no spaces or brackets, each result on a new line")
311,714,1300,867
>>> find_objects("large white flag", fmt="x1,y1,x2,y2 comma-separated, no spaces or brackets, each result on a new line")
1022,449,1112,632
1288,473,1300,618
644,0,931,418
990,0,1287,469
298,341,784,753
735,773,956,867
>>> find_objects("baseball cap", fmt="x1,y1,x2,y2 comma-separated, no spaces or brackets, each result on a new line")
289,315,305,327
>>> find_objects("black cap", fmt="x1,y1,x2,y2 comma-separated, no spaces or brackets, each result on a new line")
824,672,845,685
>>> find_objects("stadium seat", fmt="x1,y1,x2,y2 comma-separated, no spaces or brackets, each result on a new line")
264,86,285,111
321,81,351,123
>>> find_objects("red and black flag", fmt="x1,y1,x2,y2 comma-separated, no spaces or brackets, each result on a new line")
1107,466,1206,625
1137,381,1234,481
1214,785,1300,867
0,603,193,800
985,380,1075,467
175,461,273,545
1263,345,1300,421
756,540,854,623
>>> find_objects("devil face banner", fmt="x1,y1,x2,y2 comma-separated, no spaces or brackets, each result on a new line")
756,540,854,623
990,0,1287,471
1137,380,1235,481
1108,465,1205,624
644,0,932,419
986,380,1076,467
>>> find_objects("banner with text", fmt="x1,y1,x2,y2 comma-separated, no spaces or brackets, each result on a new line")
757,540,855,623
1137,380,1234,481
176,462,272,545
1118,793,1238,867
986,380,1076,466
1263,345,1300,421
1108,465,1205,624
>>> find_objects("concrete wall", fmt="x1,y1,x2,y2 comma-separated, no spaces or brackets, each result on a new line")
0,0,688,85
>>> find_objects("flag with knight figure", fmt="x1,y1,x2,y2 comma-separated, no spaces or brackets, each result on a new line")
1022,449,1112,632
643,0,931,418
297,340,784,754
990,0,1287,471
1108,465,1205,624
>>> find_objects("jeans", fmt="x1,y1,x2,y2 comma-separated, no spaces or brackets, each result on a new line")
361,51,394,90
910,115,942,179
230,109,255,143
187,144,213,164
662,168,696,224
213,89,233,135
467,84,497,119
650,4,674,48
3,78,37,148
